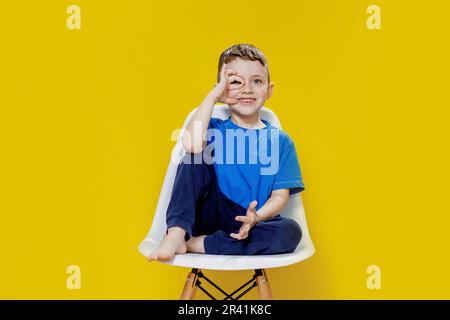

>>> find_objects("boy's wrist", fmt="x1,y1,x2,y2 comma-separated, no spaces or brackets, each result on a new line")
205,92,219,103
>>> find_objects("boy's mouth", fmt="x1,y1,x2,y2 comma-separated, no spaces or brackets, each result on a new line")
237,98,256,105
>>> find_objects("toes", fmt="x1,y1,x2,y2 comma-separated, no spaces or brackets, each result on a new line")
157,252,174,261
147,253,158,262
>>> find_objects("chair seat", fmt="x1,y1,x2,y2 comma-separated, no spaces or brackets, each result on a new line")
138,239,315,271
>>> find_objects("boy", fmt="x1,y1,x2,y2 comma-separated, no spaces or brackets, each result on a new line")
148,43,305,261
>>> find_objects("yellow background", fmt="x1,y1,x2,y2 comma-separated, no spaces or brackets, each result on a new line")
1,0,449,299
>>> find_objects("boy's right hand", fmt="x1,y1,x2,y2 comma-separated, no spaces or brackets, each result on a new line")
208,63,245,104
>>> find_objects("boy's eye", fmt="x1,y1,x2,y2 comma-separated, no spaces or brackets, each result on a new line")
254,79,263,84
231,80,241,84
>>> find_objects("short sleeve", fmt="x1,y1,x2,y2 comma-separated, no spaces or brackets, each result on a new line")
207,118,215,129
273,142,305,194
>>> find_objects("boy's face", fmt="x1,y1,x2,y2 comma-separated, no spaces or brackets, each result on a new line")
222,58,274,117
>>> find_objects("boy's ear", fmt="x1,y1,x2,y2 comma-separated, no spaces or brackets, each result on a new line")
266,82,274,100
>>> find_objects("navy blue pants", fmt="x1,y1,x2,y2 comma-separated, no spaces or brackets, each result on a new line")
166,153,302,255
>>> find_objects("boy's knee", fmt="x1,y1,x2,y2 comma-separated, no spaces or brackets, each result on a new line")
272,218,302,253
180,152,201,165
176,154,206,176
179,152,214,167
172,152,214,195
283,218,302,251
252,217,302,254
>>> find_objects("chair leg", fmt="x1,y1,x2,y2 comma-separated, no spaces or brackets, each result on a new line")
255,269,273,300
180,268,199,300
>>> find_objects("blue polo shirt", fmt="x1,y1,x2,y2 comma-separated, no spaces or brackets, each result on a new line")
206,116,304,211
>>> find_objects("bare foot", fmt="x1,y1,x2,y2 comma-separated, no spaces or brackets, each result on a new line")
186,235,206,254
147,227,187,262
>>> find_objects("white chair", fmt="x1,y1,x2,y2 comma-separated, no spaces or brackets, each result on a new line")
138,104,315,299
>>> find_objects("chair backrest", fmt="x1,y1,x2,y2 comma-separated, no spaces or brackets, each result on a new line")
144,105,314,251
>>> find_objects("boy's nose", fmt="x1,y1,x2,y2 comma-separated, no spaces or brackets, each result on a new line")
240,81,254,93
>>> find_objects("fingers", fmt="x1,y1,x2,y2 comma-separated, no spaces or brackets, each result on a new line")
247,200,258,214
225,97,239,104
221,68,236,81
217,65,234,87
227,72,245,83
224,92,241,104
219,63,227,80
216,70,243,102
230,231,248,240
219,63,246,87
231,216,253,240
216,65,247,104
225,71,244,90
227,74,245,91
223,69,245,84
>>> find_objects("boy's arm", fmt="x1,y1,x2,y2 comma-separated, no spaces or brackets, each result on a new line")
230,189,290,240
182,94,216,154
255,188,290,222
182,65,244,154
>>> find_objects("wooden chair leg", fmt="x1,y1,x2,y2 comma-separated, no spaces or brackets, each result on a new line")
180,269,199,300
256,269,273,300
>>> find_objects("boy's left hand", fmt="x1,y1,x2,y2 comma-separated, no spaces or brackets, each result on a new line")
231,200,260,240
